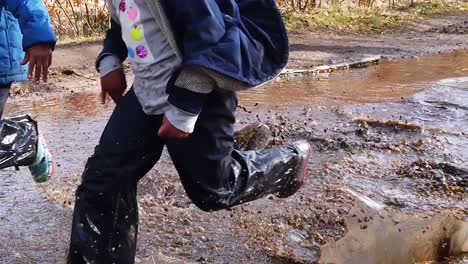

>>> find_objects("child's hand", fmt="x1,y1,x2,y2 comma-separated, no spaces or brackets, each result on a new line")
101,68,127,104
21,44,53,83
158,115,190,140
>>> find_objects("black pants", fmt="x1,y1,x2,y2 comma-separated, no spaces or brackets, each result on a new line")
84,88,242,208
69,88,240,262
69,88,301,263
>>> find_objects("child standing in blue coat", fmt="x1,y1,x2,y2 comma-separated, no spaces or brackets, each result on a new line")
0,0,56,181
68,1,313,262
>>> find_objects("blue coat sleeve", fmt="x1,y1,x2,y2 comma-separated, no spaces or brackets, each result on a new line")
5,0,56,51
95,18,128,71
162,0,227,54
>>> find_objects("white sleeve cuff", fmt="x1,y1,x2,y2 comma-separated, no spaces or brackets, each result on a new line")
165,106,199,133
98,55,123,77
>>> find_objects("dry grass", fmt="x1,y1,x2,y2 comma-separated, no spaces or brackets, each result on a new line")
282,1,468,32
46,0,468,42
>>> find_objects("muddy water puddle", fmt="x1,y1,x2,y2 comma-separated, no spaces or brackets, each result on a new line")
0,51,467,263
239,50,468,108
6,92,110,122
5,50,468,124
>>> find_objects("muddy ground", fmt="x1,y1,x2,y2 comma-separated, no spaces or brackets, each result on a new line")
287,12,468,68
0,11,467,264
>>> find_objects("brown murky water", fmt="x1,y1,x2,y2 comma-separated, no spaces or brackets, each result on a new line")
239,50,468,108
1,51,468,263
320,196,468,264
6,50,468,118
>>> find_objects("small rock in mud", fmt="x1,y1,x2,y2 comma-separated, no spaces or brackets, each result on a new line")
234,122,273,151
61,69,76,76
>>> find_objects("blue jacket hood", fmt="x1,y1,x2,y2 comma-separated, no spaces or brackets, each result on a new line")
160,0,289,86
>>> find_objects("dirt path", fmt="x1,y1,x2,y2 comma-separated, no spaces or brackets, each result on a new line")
0,11,467,264
288,12,468,67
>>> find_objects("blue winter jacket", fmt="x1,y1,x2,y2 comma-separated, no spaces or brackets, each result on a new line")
99,0,289,86
0,0,56,85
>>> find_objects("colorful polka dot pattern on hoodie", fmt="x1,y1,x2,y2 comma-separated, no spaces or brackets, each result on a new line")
116,0,155,62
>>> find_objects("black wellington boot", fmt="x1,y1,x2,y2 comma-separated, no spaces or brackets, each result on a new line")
0,115,38,169
67,183,139,264
226,140,312,207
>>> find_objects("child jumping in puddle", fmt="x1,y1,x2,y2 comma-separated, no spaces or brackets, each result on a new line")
68,1,312,262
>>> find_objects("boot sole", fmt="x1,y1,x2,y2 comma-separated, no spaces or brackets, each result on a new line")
277,141,312,198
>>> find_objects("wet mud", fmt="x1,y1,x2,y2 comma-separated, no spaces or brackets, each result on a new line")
428,20,468,34
320,200,467,264
1,51,468,263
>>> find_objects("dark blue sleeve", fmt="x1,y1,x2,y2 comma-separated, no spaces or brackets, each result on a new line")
95,18,128,71
162,0,227,55
6,0,56,51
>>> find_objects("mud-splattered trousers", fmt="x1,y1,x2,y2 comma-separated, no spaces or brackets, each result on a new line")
67,86,311,263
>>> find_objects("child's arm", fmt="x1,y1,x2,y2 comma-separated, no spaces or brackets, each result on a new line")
6,0,56,82
97,18,128,104
158,1,227,139
5,0,56,51
96,19,128,71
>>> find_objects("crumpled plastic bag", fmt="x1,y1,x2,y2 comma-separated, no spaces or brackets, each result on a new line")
0,115,38,169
